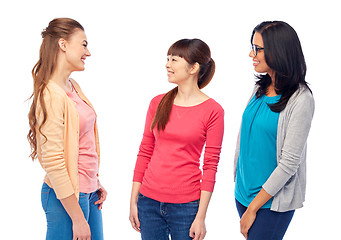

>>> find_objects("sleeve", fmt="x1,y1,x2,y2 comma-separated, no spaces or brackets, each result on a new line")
262,92,315,196
201,104,225,192
38,90,74,199
132,98,157,182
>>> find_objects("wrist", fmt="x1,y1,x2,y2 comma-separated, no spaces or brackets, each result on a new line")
247,204,259,214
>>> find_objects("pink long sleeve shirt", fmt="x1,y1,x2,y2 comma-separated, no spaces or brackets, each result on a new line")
133,94,224,203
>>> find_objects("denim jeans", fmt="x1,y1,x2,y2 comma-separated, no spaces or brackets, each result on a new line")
41,183,103,240
137,193,199,240
235,199,294,240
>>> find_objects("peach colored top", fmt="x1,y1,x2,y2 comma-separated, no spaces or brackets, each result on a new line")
36,79,100,200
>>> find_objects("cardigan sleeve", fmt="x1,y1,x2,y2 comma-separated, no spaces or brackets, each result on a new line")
201,104,225,192
132,97,159,182
37,89,74,199
262,91,315,196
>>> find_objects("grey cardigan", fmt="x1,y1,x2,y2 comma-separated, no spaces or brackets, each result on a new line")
234,84,315,212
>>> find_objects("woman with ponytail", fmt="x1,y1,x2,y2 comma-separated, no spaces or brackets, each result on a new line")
129,39,224,240
234,21,314,239
28,18,106,240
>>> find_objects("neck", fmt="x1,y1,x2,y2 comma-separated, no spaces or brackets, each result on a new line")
177,83,201,100
49,57,72,92
174,77,208,106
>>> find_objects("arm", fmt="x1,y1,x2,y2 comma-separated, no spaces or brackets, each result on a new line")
130,97,158,232
262,92,314,196
190,105,224,240
189,191,212,240
60,194,91,239
240,189,272,239
129,182,142,232
38,90,90,239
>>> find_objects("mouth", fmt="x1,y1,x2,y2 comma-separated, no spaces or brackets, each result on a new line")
167,70,174,76
253,60,260,66
81,57,86,64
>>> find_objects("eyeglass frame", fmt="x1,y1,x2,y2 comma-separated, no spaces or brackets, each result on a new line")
251,44,264,57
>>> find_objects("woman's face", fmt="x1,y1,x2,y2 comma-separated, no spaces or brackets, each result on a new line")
249,32,273,76
64,29,91,72
165,55,192,84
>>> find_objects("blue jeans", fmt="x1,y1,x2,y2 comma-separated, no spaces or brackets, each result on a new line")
137,193,199,240
41,183,103,240
236,199,294,240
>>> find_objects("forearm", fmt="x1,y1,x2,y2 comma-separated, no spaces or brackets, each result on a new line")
60,193,86,223
247,188,272,213
195,191,212,220
130,181,142,204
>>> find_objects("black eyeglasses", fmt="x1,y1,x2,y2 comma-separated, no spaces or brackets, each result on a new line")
251,44,264,57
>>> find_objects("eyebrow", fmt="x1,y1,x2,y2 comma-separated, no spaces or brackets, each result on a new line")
253,44,264,48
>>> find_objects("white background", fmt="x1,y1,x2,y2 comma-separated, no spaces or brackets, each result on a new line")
1,0,340,239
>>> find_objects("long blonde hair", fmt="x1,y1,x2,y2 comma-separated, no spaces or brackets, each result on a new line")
27,18,84,160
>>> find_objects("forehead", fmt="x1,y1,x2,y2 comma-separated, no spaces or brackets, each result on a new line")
252,32,264,47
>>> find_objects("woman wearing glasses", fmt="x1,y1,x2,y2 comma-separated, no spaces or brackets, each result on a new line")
129,38,224,240
234,21,314,239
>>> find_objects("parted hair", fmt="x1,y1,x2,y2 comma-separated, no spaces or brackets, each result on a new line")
252,21,311,112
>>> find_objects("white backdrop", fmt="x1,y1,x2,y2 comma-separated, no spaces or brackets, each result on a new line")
1,0,340,239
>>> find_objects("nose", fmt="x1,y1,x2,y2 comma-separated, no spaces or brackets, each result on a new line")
165,59,170,69
86,48,91,57
249,50,255,58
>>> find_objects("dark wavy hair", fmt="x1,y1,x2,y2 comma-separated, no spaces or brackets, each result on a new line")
151,38,215,131
252,21,311,112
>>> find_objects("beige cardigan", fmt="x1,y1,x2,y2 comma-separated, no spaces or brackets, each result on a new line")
36,79,100,200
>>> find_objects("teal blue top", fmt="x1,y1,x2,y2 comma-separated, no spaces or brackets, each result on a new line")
235,94,281,208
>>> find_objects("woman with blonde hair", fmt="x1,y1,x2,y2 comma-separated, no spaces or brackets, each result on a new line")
28,18,106,240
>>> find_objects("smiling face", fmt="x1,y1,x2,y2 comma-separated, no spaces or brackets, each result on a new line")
249,32,274,77
63,29,91,72
165,55,193,84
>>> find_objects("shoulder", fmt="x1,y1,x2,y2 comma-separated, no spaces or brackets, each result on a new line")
150,93,166,106
289,85,314,107
206,98,224,113
44,81,68,104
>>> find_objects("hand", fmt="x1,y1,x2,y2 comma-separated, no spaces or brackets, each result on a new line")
129,201,141,233
94,186,107,210
72,219,91,240
189,218,206,240
240,208,257,239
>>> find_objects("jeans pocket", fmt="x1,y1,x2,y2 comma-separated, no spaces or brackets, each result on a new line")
41,183,51,212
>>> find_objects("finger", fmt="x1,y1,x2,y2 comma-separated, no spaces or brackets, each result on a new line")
98,203,103,210
199,232,206,240
189,229,194,238
193,232,201,240
130,217,141,232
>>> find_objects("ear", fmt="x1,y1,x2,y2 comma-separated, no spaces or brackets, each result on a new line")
58,38,67,52
189,62,200,75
